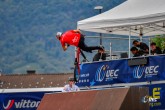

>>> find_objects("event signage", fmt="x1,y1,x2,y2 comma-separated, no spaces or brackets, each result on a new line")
77,55,165,87
146,84,165,110
0,92,46,110
76,55,165,110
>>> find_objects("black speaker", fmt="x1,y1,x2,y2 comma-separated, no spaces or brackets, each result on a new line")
128,57,148,66
120,52,128,58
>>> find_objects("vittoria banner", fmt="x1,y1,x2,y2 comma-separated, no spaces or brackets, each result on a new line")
0,92,45,110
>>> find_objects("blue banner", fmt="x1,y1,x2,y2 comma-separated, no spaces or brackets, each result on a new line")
0,92,48,110
76,55,165,110
145,84,165,110
76,55,165,87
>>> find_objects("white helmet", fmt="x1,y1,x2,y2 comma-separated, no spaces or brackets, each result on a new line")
56,32,62,38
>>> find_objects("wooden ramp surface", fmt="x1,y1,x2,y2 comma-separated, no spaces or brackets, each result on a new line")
37,87,149,110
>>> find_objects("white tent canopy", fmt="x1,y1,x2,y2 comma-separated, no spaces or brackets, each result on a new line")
77,0,165,36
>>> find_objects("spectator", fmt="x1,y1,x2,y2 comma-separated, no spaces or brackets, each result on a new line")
163,49,165,54
130,47,143,57
62,77,80,92
150,42,162,55
133,40,149,54
93,47,106,61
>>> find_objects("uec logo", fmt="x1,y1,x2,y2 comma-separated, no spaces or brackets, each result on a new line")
95,65,107,82
133,65,159,79
133,65,145,79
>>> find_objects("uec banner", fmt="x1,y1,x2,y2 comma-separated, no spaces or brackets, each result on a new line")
76,55,165,87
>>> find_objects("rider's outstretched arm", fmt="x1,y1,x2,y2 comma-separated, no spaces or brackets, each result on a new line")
62,43,68,51
73,29,81,34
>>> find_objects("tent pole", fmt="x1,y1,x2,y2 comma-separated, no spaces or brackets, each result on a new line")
149,37,151,55
100,33,102,45
140,36,142,42
109,42,112,60
129,27,131,58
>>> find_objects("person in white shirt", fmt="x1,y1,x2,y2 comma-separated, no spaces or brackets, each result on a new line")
62,77,80,92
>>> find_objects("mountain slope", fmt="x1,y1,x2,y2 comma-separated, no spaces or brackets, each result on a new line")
0,0,126,74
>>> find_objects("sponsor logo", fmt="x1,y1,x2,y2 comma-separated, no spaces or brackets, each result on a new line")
80,73,89,78
95,65,119,82
141,95,158,103
3,99,14,110
3,99,40,109
95,65,107,82
150,87,161,107
72,36,79,43
133,65,145,79
133,65,159,79
142,87,162,107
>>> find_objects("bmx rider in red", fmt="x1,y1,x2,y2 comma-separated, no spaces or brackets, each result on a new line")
56,29,104,53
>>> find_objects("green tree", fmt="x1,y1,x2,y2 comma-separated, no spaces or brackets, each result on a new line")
151,35,165,50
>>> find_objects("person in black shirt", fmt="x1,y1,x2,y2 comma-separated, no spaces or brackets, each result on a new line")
130,47,143,57
93,47,106,61
163,49,165,54
150,42,162,55
133,40,149,54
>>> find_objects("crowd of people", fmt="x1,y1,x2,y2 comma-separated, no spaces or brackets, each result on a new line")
92,40,165,60
92,39,165,60
130,40,165,57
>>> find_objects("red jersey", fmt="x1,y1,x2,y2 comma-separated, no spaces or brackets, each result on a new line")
60,30,81,47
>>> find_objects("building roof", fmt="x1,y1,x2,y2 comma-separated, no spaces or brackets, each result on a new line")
0,73,73,89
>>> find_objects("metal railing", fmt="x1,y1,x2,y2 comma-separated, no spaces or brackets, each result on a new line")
83,35,151,60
